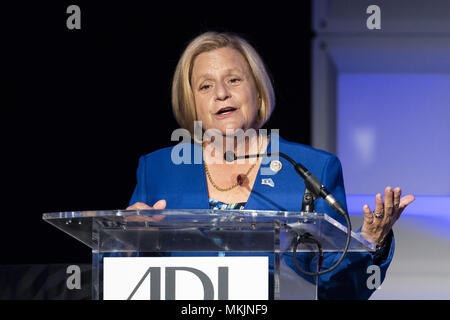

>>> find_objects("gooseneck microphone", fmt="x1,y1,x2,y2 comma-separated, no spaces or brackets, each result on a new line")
224,151,347,217
224,150,352,276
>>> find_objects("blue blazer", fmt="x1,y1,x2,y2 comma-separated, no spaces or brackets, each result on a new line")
129,133,394,300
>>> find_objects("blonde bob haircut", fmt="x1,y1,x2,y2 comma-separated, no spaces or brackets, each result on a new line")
171,31,276,136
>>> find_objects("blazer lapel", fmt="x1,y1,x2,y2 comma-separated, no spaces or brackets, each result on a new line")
245,133,305,212
175,142,209,209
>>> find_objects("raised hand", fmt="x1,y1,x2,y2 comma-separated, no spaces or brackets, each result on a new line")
361,186,414,247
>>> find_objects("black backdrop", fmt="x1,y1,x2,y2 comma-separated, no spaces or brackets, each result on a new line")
5,1,312,264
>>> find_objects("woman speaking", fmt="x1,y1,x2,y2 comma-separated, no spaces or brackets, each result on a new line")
126,31,414,299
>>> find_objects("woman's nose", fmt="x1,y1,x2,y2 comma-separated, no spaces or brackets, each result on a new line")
214,82,231,101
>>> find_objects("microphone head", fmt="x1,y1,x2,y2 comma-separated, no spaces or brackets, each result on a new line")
224,151,236,163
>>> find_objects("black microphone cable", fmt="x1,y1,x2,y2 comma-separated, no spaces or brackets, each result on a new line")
225,151,352,276
291,210,352,276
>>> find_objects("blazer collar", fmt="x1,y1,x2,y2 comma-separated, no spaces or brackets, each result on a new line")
191,132,290,211
245,132,291,211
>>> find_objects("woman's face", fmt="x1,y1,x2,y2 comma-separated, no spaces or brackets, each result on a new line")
191,47,259,135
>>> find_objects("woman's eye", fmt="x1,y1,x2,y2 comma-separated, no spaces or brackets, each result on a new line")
200,84,211,90
230,78,241,84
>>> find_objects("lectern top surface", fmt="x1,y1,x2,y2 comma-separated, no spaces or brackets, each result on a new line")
42,209,376,251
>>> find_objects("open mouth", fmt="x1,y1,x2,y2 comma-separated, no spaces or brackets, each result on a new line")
216,106,238,116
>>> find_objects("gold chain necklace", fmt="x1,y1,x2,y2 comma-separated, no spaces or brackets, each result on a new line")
203,137,265,192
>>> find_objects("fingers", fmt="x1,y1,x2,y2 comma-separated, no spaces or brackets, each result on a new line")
151,214,166,222
393,187,401,209
361,204,378,244
126,202,152,210
126,200,167,210
125,214,166,222
384,186,394,217
152,199,167,210
391,186,414,220
398,194,415,214
125,215,153,222
374,192,384,216
363,204,374,225
362,186,414,246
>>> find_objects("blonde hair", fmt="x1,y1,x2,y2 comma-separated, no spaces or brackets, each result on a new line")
171,31,275,135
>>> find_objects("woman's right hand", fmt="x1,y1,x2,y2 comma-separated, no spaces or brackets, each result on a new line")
125,200,167,222
126,200,166,210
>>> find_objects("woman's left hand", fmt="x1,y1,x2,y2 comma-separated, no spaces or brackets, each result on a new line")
361,186,415,247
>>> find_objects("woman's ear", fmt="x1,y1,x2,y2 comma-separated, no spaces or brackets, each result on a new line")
257,95,263,122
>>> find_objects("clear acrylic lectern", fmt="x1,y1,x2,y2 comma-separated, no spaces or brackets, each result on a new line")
42,209,374,300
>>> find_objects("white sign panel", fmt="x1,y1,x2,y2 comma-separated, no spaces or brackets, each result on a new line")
103,256,269,300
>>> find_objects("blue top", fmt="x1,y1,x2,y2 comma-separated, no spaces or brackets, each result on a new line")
209,198,246,210
129,133,394,300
